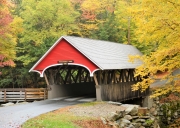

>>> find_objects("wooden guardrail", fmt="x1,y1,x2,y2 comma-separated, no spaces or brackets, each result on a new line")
101,82,149,102
0,88,47,102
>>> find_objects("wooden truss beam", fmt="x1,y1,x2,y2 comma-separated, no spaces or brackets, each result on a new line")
93,69,141,85
45,65,95,85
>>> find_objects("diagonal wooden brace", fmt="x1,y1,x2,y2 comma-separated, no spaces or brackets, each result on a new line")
44,73,52,91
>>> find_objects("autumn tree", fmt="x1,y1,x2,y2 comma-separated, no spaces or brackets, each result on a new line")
0,0,14,70
0,0,22,74
130,0,180,97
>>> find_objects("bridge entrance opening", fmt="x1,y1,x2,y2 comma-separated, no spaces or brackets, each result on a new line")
44,65,96,99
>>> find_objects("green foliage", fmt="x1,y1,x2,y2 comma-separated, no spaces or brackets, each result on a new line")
19,0,79,65
0,65,45,88
0,77,13,88
145,119,154,126
91,14,126,43
160,103,179,124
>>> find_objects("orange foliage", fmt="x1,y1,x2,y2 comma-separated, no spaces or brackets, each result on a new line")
81,10,96,20
0,0,13,35
0,55,15,75
0,55,15,67
160,93,180,103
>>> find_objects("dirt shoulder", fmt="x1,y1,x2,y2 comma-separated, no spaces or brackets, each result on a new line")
69,102,126,118
54,102,126,128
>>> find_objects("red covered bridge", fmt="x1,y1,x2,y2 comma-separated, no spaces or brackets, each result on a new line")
29,36,148,102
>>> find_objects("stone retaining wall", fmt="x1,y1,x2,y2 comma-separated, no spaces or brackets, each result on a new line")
101,104,159,128
102,97,180,128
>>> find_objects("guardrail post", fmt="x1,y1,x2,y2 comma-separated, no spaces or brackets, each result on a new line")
25,89,27,101
4,89,6,102
44,89,46,100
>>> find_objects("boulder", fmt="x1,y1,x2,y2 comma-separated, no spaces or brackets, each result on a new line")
131,123,142,128
116,110,126,118
120,118,131,124
173,111,178,118
124,115,132,120
149,107,156,114
138,116,150,119
122,104,139,114
152,110,158,116
134,119,146,123
108,101,122,106
100,117,107,124
129,107,138,116
139,126,145,128
108,112,121,121
131,116,139,119
1,102,14,107
128,124,135,128
138,107,148,116
117,118,131,127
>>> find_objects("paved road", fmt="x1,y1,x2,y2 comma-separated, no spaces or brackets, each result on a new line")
0,96,96,128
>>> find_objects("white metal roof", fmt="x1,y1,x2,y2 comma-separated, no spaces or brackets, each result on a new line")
63,36,142,70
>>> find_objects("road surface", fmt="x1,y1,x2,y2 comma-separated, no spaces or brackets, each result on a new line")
0,96,96,128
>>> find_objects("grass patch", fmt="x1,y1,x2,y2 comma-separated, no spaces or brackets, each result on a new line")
21,110,87,128
22,103,100,128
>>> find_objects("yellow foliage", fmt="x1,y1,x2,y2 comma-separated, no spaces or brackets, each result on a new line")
10,17,23,36
129,0,180,97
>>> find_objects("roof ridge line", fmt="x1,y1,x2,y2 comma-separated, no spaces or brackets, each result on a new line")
65,36,129,46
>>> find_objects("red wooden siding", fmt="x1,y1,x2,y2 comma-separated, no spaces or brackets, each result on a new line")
33,39,99,76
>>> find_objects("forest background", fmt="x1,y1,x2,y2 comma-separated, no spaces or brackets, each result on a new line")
0,0,179,97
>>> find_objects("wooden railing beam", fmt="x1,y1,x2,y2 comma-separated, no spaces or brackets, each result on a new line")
0,88,47,102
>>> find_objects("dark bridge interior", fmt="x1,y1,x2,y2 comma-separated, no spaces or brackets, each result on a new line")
45,65,96,98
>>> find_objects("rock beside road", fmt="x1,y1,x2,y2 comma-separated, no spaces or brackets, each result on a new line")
1,101,29,107
1,102,15,107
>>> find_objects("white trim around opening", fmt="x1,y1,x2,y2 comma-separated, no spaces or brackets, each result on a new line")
31,63,99,77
